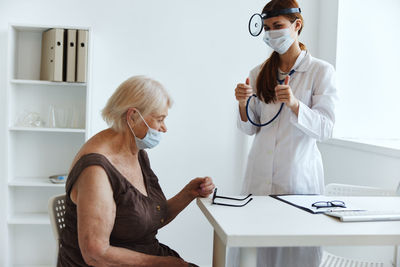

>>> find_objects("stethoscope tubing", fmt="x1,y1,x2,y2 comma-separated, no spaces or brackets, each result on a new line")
245,69,295,127
246,96,284,127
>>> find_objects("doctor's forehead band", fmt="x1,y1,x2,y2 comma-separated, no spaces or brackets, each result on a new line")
249,7,301,36
261,7,301,19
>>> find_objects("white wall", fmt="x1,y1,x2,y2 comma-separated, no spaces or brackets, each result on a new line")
317,0,338,67
0,0,324,265
320,142,400,190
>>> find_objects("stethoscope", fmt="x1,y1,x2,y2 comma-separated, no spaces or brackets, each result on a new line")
245,69,295,127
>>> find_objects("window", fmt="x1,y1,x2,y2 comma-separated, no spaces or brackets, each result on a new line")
334,0,400,143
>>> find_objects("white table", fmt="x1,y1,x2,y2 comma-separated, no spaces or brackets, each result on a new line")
197,196,400,267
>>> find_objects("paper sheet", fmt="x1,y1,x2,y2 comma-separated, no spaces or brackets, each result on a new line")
272,195,364,214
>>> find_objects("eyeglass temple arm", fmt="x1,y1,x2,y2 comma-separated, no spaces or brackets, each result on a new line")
214,194,252,201
213,198,253,207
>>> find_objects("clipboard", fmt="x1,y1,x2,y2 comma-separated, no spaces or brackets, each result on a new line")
271,194,353,214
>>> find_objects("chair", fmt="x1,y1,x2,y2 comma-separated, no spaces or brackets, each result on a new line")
319,183,398,267
320,251,387,267
48,194,67,261
325,183,396,197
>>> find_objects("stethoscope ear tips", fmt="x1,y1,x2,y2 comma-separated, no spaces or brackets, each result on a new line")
248,13,263,37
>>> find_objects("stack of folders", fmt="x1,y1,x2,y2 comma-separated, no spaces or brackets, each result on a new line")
40,28,88,83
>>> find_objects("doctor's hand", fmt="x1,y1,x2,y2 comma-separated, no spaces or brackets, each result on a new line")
185,177,215,199
275,76,300,115
235,78,253,108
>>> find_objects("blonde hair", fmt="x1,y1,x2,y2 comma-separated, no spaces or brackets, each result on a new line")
102,75,173,132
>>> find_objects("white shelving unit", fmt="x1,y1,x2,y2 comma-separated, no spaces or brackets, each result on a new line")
2,24,91,267
8,177,66,187
9,126,86,133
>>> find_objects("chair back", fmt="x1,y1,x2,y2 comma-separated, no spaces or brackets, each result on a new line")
325,183,396,196
48,194,67,241
323,183,399,267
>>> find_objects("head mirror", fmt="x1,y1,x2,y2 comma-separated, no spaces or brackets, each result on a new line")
248,13,264,37
248,8,301,37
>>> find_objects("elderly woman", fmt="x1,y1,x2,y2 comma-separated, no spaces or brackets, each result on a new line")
58,76,215,266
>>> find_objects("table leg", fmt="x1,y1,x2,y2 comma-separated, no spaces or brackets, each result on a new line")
213,230,227,267
239,247,257,267
394,245,399,267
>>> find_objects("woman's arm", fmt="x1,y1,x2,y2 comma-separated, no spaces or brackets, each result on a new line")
163,177,214,226
74,166,188,267
236,76,260,136
289,63,338,141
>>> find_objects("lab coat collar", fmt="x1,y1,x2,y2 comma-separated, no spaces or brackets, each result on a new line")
293,50,311,73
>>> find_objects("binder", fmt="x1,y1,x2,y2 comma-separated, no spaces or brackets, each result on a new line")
76,30,88,83
65,29,77,82
40,28,64,82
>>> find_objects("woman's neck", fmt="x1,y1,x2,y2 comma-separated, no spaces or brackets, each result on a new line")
107,127,140,156
279,41,302,72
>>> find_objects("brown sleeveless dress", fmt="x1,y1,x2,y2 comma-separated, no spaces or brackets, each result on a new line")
58,150,197,266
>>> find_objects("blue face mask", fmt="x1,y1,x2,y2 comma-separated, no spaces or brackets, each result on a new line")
127,111,162,150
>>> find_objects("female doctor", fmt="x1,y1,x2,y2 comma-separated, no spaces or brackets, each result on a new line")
234,0,337,266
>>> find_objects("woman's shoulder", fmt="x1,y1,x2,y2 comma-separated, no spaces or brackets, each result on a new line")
247,63,263,89
249,63,263,77
70,131,112,167
307,53,335,73
83,129,112,151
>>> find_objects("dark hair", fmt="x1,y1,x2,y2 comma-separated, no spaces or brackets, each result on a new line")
256,0,306,104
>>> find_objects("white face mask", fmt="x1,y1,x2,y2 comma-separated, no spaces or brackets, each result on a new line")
263,27,295,54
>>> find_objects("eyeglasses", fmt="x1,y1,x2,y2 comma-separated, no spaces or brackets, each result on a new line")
212,188,253,207
312,200,346,209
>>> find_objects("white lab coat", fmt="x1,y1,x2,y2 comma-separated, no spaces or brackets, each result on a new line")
232,51,337,267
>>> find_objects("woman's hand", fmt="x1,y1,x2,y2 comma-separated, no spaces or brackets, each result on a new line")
275,76,300,115
164,177,215,226
186,177,215,199
235,78,253,108
165,256,190,267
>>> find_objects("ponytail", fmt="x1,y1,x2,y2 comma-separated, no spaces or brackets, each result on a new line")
256,42,306,104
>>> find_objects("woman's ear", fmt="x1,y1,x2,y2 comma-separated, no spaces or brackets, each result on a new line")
126,108,137,124
295,19,302,33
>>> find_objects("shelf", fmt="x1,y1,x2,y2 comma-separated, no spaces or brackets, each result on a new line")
11,79,86,87
9,177,66,187
8,212,50,225
9,126,85,133
11,23,90,32
5,22,91,267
